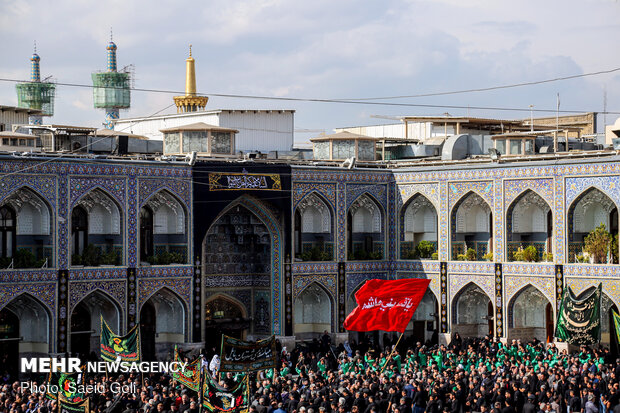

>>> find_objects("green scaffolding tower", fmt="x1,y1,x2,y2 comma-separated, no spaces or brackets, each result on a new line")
15,49,55,125
92,37,131,129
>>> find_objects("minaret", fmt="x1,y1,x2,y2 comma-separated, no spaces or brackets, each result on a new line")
92,31,131,129
173,45,208,113
15,43,56,125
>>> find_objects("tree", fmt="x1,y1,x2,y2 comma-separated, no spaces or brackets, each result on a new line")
583,224,612,264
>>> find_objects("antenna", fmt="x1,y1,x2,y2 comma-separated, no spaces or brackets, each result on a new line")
110,27,113,42
33,40,37,54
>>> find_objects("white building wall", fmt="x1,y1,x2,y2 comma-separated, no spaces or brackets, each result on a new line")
0,109,31,131
114,110,294,152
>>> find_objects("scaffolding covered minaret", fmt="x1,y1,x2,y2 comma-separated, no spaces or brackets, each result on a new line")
173,45,208,113
15,45,56,125
92,34,131,129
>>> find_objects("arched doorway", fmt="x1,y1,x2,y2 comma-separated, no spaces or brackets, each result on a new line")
70,291,121,358
451,192,492,261
0,307,19,379
294,283,333,340
203,201,273,339
204,295,248,351
347,194,384,260
567,188,618,263
294,193,334,261
452,283,492,338
507,190,552,261
141,288,185,361
400,195,438,259
509,285,552,342
405,289,438,346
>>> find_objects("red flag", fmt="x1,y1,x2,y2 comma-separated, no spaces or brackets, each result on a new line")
344,278,430,333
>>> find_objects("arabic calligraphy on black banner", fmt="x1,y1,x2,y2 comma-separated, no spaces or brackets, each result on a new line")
555,283,601,345
219,335,277,372
208,171,281,191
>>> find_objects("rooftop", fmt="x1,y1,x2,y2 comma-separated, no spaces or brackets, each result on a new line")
159,122,239,133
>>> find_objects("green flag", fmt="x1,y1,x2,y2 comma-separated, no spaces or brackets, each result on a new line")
555,283,602,345
100,317,140,362
202,372,248,413
45,371,86,403
612,310,620,345
59,398,89,413
172,345,201,391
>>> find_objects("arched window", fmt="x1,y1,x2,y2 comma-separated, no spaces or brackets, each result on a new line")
71,206,88,256
140,206,154,261
0,206,16,258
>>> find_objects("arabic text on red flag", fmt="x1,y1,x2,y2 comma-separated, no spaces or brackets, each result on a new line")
344,278,431,333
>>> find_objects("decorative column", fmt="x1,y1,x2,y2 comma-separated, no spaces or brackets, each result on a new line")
494,263,504,339
127,268,137,330
57,270,69,354
284,258,293,336
337,262,346,332
336,182,347,262
438,181,450,261
439,261,449,344
192,259,201,341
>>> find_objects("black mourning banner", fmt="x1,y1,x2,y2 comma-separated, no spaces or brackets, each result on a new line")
208,171,282,191
555,283,601,345
219,335,277,372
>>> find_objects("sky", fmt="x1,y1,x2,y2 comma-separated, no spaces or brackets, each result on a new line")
1,0,619,143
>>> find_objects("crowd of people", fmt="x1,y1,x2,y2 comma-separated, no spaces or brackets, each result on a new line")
1,334,620,413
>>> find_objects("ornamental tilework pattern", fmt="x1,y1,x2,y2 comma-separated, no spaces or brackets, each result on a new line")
494,177,504,261
438,182,449,261
137,266,194,278
565,176,620,210
336,183,346,261
69,176,127,207
566,278,620,309
137,278,192,312
554,175,566,263
292,183,337,209
564,264,620,277
503,179,554,210
138,178,191,207
68,281,126,312
504,276,555,309
448,262,495,275
0,283,56,314
293,274,337,300
346,184,387,210
396,183,440,209
448,181,494,209
68,268,127,280
0,269,57,282
292,262,338,274
0,175,57,208
450,274,495,302
128,175,138,267
503,263,555,276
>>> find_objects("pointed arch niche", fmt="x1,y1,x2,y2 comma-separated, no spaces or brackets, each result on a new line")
400,194,438,259
506,190,552,262
71,188,123,267
294,192,334,261
508,285,553,343
452,283,493,338
0,187,53,268
294,283,334,340
140,190,188,265
347,194,384,261
567,188,618,263
451,192,492,261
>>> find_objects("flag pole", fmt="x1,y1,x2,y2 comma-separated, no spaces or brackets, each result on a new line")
198,354,204,413
380,332,404,374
